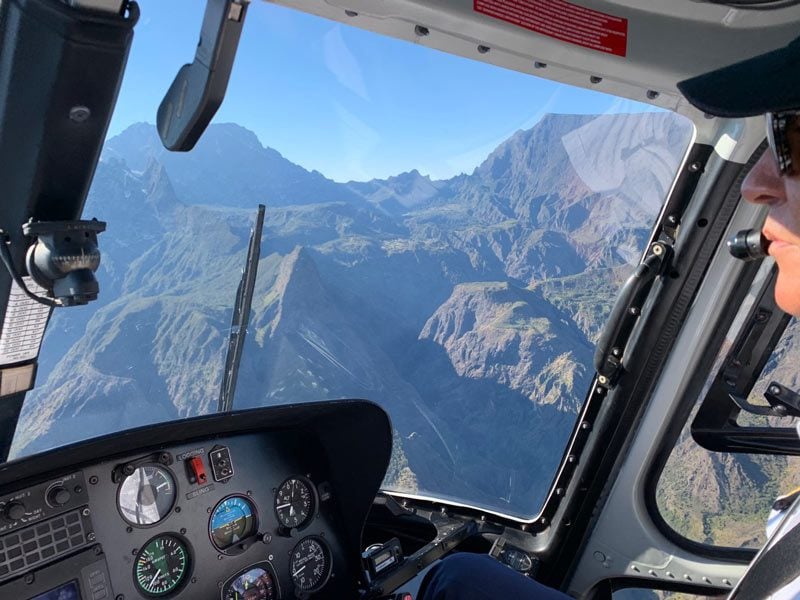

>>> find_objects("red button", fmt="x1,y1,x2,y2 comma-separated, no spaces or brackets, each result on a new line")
188,456,207,484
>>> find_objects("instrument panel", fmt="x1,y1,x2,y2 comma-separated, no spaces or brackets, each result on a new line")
0,401,392,600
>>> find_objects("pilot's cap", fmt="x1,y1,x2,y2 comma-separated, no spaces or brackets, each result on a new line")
678,35,800,117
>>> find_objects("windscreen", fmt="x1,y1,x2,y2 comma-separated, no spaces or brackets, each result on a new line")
9,0,693,518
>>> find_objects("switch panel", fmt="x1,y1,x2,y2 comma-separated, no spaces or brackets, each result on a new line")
209,446,234,482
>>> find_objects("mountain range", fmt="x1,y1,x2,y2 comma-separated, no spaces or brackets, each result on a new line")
12,111,696,518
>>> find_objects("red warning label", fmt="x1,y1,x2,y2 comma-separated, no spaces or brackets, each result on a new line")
474,0,628,57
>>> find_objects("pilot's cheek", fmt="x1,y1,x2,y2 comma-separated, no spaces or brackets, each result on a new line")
772,177,800,317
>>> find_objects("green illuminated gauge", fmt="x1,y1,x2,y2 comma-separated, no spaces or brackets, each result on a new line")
134,534,190,597
290,536,331,593
274,476,316,529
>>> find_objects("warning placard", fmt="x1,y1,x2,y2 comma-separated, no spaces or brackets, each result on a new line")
475,0,628,57
0,278,51,365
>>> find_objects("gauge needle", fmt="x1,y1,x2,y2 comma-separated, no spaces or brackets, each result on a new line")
276,503,291,510
149,569,162,587
292,565,306,578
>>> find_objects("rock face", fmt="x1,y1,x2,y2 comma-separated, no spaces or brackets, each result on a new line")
420,282,592,410
14,113,694,516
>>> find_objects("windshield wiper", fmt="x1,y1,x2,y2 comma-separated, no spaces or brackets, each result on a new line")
218,204,265,413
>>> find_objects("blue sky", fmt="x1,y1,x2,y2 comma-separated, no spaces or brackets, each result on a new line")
110,0,656,182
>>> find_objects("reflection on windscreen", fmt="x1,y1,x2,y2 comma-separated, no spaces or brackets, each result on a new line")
10,3,692,518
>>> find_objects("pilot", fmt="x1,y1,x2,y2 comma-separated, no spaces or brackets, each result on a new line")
418,34,800,600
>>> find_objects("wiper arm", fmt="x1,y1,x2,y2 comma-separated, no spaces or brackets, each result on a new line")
218,204,265,413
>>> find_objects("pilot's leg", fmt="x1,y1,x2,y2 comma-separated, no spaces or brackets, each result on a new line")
418,553,572,599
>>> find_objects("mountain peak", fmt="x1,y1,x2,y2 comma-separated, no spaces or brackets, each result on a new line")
186,122,267,155
142,159,181,214
390,169,425,180
121,121,156,135
268,247,326,333
347,168,444,213
104,123,363,208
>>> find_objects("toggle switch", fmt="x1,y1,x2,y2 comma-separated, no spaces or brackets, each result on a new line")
187,456,208,485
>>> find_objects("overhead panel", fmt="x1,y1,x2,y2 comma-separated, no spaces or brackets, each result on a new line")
267,0,800,115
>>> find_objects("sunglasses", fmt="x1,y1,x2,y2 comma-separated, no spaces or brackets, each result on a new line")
767,111,800,177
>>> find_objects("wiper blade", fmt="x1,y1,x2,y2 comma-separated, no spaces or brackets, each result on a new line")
218,204,265,413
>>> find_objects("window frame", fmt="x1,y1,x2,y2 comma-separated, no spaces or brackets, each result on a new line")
642,260,796,563
691,265,797,456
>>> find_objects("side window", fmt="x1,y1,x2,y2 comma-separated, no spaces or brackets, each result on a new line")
657,298,800,548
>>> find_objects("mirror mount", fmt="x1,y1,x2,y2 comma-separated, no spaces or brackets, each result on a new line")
157,0,250,151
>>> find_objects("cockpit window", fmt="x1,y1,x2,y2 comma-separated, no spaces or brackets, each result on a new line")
658,279,800,548
9,1,692,518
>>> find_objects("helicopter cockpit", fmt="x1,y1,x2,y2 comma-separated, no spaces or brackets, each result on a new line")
0,1,799,599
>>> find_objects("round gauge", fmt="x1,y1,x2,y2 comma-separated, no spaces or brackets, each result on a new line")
133,534,190,597
118,465,176,526
210,496,258,551
223,564,278,600
290,536,331,593
274,477,315,529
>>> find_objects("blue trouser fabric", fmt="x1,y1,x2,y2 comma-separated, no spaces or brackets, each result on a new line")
417,553,572,599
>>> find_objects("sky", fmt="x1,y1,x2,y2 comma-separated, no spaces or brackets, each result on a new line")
110,0,658,182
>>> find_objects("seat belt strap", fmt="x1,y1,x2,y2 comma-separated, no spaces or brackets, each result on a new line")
733,523,800,599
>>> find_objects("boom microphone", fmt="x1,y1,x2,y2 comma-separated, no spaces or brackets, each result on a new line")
728,229,771,261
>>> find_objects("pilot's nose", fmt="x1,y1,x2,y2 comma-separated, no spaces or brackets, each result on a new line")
741,150,787,207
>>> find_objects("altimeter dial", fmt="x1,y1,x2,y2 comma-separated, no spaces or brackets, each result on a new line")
290,536,331,593
274,477,315,529
134,534,190,597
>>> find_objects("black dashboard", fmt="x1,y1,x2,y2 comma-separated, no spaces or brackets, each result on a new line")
0,400,392,600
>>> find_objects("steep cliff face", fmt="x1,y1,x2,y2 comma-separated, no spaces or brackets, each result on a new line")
399,112,691,286
420,282,592,411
